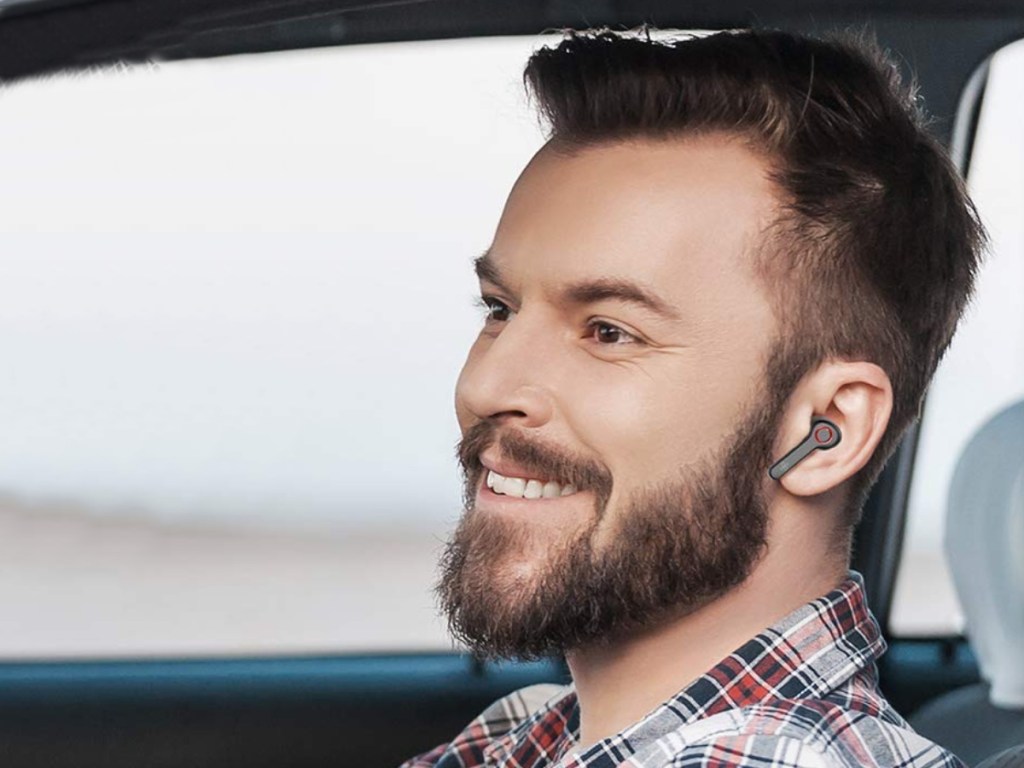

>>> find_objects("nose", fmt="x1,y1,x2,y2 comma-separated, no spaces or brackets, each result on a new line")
454,310,556,430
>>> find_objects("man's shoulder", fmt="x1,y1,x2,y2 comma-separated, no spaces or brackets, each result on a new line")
476,682,572,730
398,683,572,768
640,698,967,768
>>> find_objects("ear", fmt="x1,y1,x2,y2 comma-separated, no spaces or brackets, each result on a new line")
774,360,893,498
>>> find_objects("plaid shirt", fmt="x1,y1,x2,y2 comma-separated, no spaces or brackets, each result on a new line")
400,572,966,768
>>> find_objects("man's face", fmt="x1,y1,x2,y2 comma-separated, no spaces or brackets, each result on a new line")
441,135,785,659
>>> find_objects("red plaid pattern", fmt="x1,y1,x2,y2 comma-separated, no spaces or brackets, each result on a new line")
400,572,966,768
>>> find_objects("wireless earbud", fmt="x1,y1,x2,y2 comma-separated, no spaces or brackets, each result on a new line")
768,417,841,480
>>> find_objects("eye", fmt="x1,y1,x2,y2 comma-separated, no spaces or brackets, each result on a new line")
473,297,641,346
587,320,641,346
473,295,514,323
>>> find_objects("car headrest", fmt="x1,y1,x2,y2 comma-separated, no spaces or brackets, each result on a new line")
945,399,1024,709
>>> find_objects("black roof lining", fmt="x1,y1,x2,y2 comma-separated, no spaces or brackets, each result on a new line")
4,0,1024,82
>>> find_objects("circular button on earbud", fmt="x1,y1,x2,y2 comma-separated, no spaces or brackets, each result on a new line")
814,426,834,444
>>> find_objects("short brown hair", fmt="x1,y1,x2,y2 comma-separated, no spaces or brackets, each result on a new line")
523,27,986,527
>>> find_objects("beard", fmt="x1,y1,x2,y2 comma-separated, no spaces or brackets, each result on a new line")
437,379,787,661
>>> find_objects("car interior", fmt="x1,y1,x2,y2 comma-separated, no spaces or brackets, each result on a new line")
0,1,1023,767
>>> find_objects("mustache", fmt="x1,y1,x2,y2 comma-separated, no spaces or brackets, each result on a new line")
455,420,614,510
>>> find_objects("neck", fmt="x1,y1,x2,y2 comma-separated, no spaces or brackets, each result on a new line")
564,529,846,751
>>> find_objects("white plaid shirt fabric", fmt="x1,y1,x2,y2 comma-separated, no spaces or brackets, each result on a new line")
400,572,966,768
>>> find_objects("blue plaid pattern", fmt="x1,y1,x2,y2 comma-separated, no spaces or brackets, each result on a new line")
400,572,967,767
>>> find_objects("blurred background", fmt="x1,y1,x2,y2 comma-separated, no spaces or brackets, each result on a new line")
0,31,1020,658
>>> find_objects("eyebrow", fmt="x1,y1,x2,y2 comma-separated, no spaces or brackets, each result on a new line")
473,249,682,322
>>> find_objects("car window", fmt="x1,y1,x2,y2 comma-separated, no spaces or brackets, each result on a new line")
0,36,555,657
2,28,1004,657
889,37,1024,636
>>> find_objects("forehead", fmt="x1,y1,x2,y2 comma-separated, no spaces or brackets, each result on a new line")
488,135,781,323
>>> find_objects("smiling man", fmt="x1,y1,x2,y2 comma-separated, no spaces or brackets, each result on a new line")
401,28,984,768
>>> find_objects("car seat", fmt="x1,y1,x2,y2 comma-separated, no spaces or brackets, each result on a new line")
910,399,1024,766
977,745,1024,768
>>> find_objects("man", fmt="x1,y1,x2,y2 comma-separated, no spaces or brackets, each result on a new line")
402,27,984,768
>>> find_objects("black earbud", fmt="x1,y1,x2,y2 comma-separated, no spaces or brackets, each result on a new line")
768,417,842,480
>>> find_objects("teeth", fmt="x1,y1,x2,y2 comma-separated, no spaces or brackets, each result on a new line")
503,477,526,497
485,469,577,499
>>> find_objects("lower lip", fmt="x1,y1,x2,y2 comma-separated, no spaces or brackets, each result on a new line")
474,474,587,513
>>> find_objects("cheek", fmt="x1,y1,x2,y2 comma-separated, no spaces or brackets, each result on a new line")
566,356,760,486
562,368,670,485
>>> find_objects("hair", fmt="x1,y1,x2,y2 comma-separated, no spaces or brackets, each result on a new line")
522,27,987,532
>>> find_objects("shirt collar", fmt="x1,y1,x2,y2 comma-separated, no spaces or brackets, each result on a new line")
483,571,885,767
